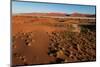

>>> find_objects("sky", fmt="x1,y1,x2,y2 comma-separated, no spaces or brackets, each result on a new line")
12,1,96,14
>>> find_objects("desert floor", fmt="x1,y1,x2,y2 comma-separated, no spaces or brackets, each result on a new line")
12,15,96,66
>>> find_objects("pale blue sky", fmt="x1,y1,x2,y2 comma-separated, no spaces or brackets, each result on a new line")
12,1,96,14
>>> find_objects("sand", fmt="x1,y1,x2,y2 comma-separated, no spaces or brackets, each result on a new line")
12,14,96,66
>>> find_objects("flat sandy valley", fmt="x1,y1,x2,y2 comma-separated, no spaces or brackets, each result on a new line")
12,13,96,66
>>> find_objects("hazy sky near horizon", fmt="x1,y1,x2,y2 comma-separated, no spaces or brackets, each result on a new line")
12,1,96,14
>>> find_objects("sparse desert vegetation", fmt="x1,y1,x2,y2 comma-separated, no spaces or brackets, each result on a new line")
12,13,96,66
48,28,96,63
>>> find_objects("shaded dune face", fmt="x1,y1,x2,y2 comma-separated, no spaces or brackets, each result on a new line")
12,15,96,66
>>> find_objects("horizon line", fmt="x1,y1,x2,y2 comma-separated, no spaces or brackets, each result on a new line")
12,12,96,15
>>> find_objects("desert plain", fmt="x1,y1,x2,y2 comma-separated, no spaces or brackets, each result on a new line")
12,13,96,66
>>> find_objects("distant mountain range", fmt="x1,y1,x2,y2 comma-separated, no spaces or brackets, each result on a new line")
14,12,96,17
70,13,95,17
